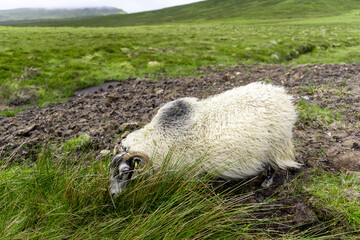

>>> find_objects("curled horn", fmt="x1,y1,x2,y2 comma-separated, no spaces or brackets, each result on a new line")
121,151,150,173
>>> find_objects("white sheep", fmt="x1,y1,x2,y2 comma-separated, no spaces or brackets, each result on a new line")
109,82,301,197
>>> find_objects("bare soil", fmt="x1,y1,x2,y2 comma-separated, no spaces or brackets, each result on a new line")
1,64,360,236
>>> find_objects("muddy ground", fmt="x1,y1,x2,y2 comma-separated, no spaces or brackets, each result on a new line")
1,64,360,236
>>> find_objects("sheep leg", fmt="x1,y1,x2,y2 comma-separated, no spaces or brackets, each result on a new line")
261,165,275,187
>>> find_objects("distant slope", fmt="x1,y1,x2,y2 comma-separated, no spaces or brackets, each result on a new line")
0,7,126,22
2,0,360,27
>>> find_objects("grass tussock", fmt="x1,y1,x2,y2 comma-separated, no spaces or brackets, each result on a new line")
1,147,359,239
296,99,342,126
0,147,277,239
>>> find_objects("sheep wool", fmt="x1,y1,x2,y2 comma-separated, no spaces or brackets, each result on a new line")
121,82,301,180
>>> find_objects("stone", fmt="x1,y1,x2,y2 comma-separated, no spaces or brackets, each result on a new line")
17,124,37,136
100,150,111,156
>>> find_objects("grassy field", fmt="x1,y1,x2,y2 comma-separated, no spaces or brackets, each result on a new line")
4,0,360,27
1,0,360,238
1,12,360,115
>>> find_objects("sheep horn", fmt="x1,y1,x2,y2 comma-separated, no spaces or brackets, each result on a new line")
121,151,150,173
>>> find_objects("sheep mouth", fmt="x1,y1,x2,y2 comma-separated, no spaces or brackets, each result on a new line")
109,179,128,197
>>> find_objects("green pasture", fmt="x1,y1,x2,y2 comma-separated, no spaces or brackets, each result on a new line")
1,12,360,114
1,1,360,237
5,0,360,27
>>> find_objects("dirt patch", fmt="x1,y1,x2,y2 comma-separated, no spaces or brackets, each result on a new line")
1,64,360,235
333,152,360,171
2,64,359,169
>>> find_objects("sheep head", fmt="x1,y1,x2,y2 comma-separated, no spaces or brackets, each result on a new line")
109,149,150,197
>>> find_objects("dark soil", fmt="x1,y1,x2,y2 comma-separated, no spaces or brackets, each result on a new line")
1,64,360,236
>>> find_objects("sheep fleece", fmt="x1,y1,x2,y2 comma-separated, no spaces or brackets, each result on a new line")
121,82,301,179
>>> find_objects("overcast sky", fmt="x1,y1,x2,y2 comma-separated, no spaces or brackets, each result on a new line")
0,0,203,13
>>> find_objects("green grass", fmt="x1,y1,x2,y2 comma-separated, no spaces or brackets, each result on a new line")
1,1,360,238
1,0,360,112
303,169,360,231
4,0,360,27
1,146,358,239
62,134,93,152
0,147,350,239
297,98,342,126
1,14,360,111
0,148,277,239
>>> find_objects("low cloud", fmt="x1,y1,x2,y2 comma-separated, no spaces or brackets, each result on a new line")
0,0,203,13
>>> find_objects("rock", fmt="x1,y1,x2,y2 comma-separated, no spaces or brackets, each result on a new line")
17,124,37,136
306,160,316,168
100,150,111,156
106,94,121,103
352,142,360,150
332,152,360,171
155,89,164,95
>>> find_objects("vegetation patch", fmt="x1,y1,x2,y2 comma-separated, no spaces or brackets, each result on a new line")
1,1,360,238
0,148,290,239
297,99,342,126
303,169,360,230
1,146,358,239
62,134,93,152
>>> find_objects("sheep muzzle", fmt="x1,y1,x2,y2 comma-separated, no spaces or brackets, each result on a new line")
109,150,150,197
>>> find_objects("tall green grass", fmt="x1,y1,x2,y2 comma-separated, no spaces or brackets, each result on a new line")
1,146,359,239
0,147,275,239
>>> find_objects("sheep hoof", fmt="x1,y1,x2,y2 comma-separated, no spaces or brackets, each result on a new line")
261,165,275,188
261,178,273,187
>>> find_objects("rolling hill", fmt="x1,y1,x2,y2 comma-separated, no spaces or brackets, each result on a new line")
0,7,126,22
2,0,360,27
